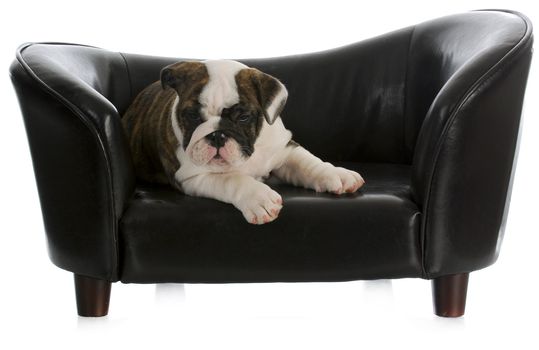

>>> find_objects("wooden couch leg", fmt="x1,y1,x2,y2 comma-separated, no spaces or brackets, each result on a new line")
432,273,469,317
74,274,111,317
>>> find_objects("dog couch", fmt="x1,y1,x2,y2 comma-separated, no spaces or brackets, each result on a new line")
9,10,533,317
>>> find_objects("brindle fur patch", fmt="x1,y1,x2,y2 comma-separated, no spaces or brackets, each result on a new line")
122,62,209,187
235,68,285,124
217,103,262,157
228,68,288,155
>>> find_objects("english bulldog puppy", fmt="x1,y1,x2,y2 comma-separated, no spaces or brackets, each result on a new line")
122,60,364,224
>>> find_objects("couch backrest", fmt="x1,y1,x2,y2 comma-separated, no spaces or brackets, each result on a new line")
122,26,414,164
17,11,530,166
122,11,530,164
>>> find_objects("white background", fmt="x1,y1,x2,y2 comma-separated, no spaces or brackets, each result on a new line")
1,0,538,349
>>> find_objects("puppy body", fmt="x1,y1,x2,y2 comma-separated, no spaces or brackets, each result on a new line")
123,60,364,224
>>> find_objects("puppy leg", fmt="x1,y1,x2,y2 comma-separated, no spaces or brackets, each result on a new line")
181,173,283,224
273,145,365,194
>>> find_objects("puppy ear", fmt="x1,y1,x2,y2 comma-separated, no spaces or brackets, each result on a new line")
258,72,288,125
160,66,177,89
238,69,288,125
160,61,208,91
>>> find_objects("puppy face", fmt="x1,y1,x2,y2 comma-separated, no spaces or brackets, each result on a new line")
161,60,287,169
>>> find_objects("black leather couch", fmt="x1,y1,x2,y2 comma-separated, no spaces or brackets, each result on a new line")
10,10,533,317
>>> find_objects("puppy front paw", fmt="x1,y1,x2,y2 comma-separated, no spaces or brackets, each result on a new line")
312,165,365,194
237,184,283,224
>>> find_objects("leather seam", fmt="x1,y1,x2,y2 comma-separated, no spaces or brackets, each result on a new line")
119,52,133,106
403,25,425,278
402,25,416,165
421,13,532,278
15,42,119,281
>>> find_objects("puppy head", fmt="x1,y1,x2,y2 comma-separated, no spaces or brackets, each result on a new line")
161,60,287,169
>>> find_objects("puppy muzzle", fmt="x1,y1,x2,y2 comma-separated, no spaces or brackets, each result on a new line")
186,119,245,167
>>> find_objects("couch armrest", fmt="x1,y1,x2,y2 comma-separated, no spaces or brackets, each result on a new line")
410,14,533,278
10,43,136,281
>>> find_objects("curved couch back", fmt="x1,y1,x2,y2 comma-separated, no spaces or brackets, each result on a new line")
16,10,531,166
121,27,413,164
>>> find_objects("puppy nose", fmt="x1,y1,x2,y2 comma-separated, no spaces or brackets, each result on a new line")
206,131,228,148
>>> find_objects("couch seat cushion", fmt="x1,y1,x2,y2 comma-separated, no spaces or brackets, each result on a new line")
119,163,422,283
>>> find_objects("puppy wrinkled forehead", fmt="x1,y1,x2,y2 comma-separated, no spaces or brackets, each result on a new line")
198,60,249,116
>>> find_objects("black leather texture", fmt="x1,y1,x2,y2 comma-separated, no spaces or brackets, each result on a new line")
410,12,533,277
10,44,136,281
9,10,533,282
120,163,421,283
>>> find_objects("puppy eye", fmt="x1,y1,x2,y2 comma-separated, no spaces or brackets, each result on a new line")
237,114,252,123
185,111,201,122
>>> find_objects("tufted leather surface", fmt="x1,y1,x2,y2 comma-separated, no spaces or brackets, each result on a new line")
119,163,422,283
9,10,533,282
